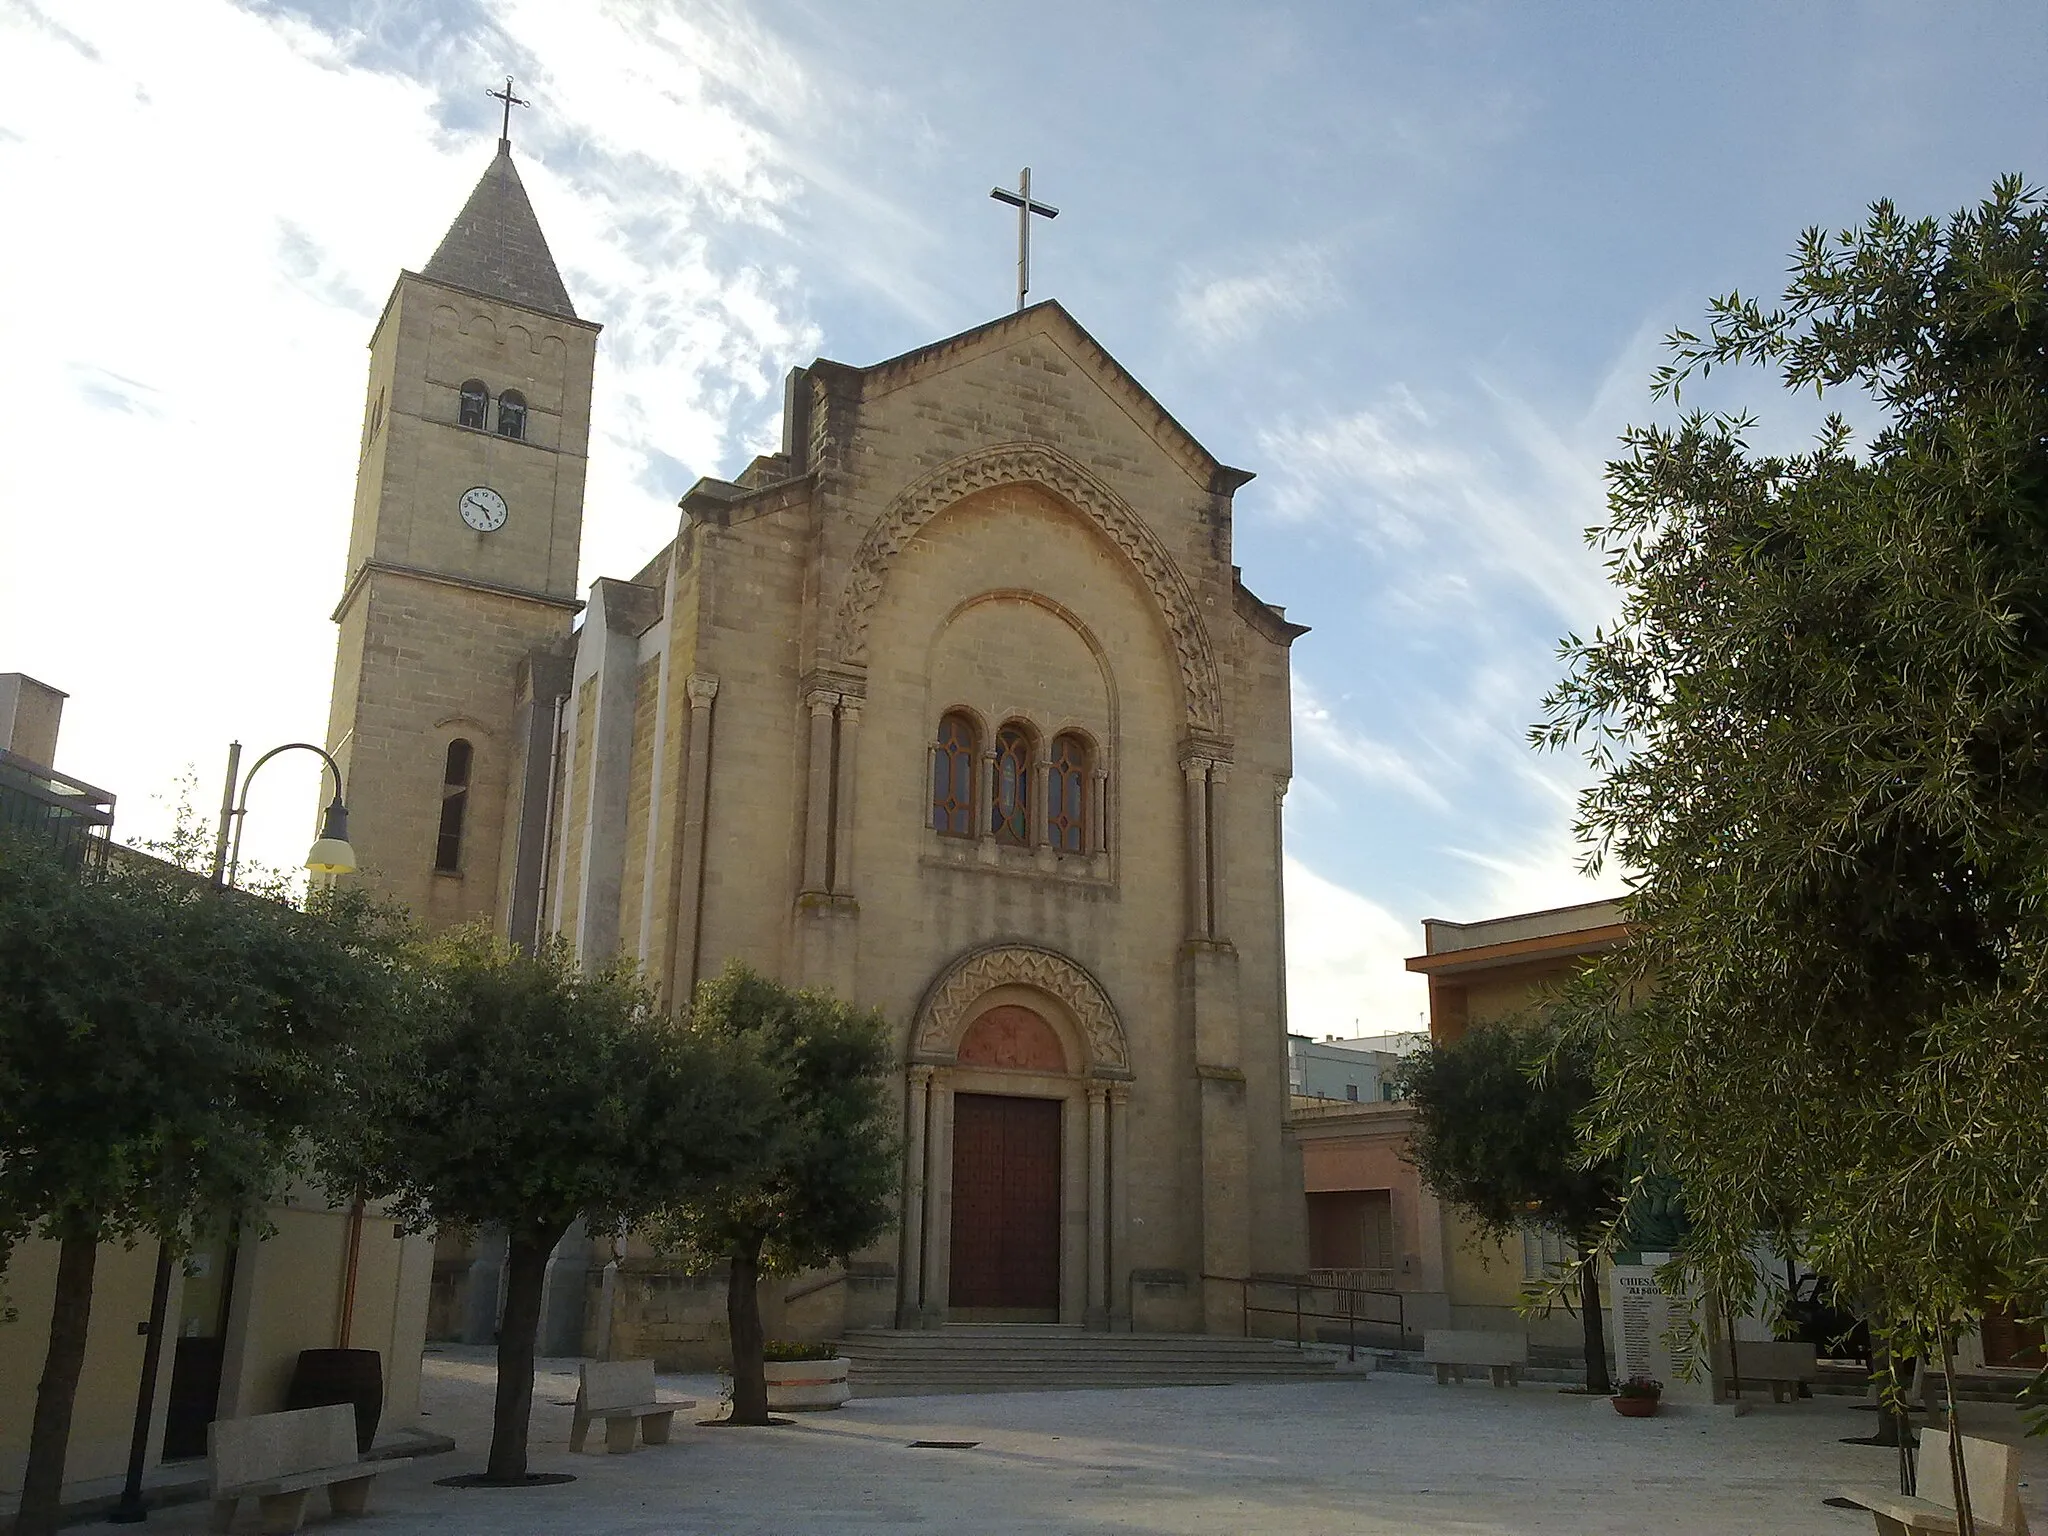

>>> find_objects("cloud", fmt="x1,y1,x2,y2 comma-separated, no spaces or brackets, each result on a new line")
1174,243,1336,347
1284,857,1429,1036
1292,678,1449,813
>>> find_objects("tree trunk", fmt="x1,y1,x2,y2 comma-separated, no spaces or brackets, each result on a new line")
726,1234,769,1425
18,1228,99,1536
485,1225,562,1482
1578,1253,1612,1394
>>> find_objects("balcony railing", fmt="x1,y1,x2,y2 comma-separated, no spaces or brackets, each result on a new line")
0,746,115,873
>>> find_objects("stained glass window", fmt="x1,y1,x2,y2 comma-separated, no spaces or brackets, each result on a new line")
1048,733,1089,852
931,712,977,837
992,723,1032,845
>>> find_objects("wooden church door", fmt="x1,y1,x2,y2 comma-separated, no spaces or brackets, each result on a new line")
950,1093,1062,1320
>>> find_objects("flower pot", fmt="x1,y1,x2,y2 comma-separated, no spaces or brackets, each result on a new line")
285,1348,384,1451
1612,1394,1660,1417
763,1356,851,1411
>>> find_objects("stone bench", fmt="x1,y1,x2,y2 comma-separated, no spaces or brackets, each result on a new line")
1837,1428,2029,1535
1423,1329,1529,1387
569,1359,695,1454
208,1403,411,1535
1712,1339,1819,1403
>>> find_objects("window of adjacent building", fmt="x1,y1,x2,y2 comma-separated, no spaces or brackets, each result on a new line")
496,389,527,440
930,712,978,838
1345,1083,1359,1102
459,379,488,430
1047,731,1090,852
1520,1223,1573,1282
992,722,1033,845
436,738,473,873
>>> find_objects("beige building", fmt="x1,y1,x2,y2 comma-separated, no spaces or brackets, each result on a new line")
322,135,1310,1355
1289,899,1627,1351
0,675,434,1507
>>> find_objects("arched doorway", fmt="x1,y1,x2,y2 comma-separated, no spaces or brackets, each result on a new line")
899,943,1133,1330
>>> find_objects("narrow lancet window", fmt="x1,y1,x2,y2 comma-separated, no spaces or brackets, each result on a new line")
931,712,978,837
1048,732,1089,852
436,738,473,872
496,389,527,440
992,723,1033,845
459,380,488,430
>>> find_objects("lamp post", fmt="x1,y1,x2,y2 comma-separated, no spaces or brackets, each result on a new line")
108,741,356,1524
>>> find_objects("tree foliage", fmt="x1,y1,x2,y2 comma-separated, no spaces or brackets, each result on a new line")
654,962,897,1426
1400,1013,1624,1390
1538,176,2048,1377
0,834,401,1535
330,930,774,1481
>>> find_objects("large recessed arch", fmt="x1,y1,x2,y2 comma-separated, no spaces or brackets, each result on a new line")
834,443,1221,733
912,941,1132,1079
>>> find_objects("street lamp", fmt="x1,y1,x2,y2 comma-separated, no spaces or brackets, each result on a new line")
110,739,357,1523
209,740,356,887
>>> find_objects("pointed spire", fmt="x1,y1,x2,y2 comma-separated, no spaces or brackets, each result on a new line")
421,143,578,321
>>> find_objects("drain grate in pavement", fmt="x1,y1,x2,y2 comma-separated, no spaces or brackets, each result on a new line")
908,1440,981,1449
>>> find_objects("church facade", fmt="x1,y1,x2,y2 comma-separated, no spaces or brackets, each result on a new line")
325,137,1309,1344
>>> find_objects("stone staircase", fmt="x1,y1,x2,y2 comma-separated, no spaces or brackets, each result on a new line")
839,1326,1346,1397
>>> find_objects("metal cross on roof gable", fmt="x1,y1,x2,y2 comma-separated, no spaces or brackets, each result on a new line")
990,167,1059,313
488,76,530,149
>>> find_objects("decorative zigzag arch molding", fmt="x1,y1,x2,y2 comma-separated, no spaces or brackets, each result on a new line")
833,443,1222,734
912,941,1133,1079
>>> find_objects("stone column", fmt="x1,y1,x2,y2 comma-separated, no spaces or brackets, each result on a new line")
1091,767,1110,855
668,675,718,1006
1206,760,1230,941
978,749,998,845
1086,1084,1109,1330
1029,745,1051,848
1182,756,1211,939
1109,1085,1132,1330
831,696,862,893
897,1066,932,1328
802,689,837,893
921,1072,955,1326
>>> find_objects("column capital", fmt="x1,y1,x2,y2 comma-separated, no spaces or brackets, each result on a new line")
685,673,721,708
908,1063,934,1090
1181,754,1211,780
805,687,839,716
1086,1080,1111,1105
1206,759,1231,786
837,695,863,723
1108,1084,1131,1108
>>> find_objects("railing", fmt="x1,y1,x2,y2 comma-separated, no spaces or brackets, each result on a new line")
0,746,115,873
1307,1267,1397,1293
1203,1272,1411,1362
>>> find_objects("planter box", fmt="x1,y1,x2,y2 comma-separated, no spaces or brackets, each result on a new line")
1612,1394,1660,1417
764,1356,851,1411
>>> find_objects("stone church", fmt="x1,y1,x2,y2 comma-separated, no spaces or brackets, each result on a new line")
324,131,1309,1351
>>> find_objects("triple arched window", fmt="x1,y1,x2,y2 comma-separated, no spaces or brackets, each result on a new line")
930,712,1103,853
457,379,528,442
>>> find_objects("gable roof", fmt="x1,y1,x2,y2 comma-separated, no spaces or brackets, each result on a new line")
847,301,1254,495
421,144,578,321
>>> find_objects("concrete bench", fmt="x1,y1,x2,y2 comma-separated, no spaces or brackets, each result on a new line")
1837,1428,2029,1535
1423,1329,1529,1387
208,1403,411,1534
569,1360,695,1454
1713,1339,1819,1403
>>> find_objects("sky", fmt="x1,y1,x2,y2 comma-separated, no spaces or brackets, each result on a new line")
3,0,2043,1036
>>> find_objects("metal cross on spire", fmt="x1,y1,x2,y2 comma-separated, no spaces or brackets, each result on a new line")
989,167,1058,313
487,76,530,149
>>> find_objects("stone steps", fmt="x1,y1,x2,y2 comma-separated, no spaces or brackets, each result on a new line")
839,1328,1343,1397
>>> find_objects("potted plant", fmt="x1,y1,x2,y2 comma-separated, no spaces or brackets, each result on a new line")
761,1341,852,1411
1612,1374,1663,1417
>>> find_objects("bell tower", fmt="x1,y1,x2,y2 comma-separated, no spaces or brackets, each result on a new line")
324,129,599,929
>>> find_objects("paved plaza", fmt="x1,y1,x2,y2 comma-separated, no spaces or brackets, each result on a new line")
139,1346,2042,1536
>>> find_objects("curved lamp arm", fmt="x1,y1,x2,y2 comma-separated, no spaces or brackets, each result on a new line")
221,741,352,888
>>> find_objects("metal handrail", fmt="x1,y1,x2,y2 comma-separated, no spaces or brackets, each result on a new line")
1199,1272,1411,1361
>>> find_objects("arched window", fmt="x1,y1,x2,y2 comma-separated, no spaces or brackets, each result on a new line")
930,712,978,837
496,389,527,440
435,739,473,873
992,722,1033,845
1047,732,1090,853
458,380,488,430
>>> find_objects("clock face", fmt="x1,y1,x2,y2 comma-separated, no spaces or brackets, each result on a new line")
459,486,508,532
